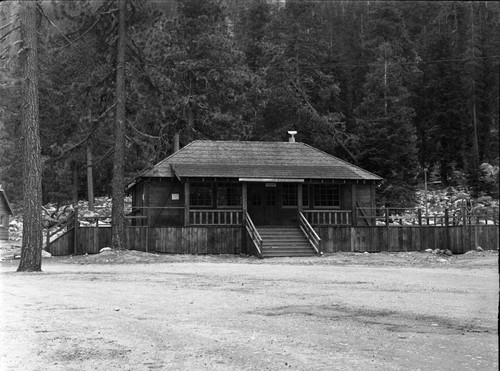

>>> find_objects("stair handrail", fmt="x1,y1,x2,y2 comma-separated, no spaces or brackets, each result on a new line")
299,212,321,254
47,210,75,239
244,212,263,259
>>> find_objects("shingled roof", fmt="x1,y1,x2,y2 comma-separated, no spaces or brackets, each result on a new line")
138,140,381,181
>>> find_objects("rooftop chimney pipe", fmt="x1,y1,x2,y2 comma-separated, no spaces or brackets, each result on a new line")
288,131,297,143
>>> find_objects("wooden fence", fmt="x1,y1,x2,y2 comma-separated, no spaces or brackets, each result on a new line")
316,225,498,253
47,225,243,256
47,223,498,256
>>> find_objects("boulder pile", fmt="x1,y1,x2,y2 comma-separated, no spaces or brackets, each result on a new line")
8,196,132,242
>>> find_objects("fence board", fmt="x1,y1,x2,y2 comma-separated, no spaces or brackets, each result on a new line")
47,229,74,256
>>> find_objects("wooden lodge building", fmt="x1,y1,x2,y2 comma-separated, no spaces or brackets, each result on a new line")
127,138,382,257
48,139,497,257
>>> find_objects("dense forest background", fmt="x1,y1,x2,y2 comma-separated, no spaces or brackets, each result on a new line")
1,0,499,209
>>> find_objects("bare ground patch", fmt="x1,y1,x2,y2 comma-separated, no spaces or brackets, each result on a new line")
0,250,498,370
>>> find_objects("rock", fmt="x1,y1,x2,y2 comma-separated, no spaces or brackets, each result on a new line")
476,246,483,251
444,249,453,256
424,249,433,253
437,258,448,263
465,250,475,255
99,247,113,253
41,250,52,258
14,254,21,259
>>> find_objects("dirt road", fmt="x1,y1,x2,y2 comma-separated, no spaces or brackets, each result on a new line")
0,252,498,370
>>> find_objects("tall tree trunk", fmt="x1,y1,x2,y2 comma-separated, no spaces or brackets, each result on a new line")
17,0,42,272
469,4,480,163
87,139,95,211
72,161,78,206
111,0,127,249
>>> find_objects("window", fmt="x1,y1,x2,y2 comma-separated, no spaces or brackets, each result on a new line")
0,214,4,226
190,183,213,207
302,184,309,207
217,183,242,207
282,183,298,207
313,184,340,208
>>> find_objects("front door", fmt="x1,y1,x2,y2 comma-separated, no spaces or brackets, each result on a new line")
248,183,280,225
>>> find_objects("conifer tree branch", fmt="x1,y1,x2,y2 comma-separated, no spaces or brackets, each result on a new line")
126,119,160,140
36,4,72,45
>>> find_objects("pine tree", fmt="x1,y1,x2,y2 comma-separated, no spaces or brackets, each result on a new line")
355,3,420,207
111,0,127,249
17,0,43,272
139,0,254,146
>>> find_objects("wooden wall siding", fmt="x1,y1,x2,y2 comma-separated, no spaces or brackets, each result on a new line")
47,225,498,256
151,227,242,255
0,226,8,240
46,229,74,256
136,179,184,227
316,226,499,254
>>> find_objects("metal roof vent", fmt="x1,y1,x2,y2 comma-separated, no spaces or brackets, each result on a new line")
288,130,297,143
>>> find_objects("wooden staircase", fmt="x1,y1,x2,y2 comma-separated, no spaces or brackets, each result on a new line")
258,226,317,258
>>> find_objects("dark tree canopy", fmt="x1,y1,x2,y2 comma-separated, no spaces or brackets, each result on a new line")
1,0,498,211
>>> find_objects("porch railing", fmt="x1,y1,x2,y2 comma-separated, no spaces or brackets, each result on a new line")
299,212,321,254
189,209,242,226
302,210,352,226
244,212,263,258
357,207,499,226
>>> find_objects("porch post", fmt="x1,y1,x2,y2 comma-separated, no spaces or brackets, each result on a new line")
184,181,190,226
297,183,303,213
242,183,247,223
351,183,357,227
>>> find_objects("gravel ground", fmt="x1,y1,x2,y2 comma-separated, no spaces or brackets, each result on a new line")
0,247,498,370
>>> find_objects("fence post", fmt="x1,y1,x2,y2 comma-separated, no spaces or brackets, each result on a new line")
461,206,467,252
444,209,450,251
385,208,390,251
417,208,422,251
350,226,356,252
73,208,79,255
184,182,190,226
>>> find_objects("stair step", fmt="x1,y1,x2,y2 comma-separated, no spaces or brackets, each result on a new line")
255,226,318,258
262,251,316,257
263,243,311,248
262,238,309,243
262,247,315,251
259,234,304,237
260,235,305,239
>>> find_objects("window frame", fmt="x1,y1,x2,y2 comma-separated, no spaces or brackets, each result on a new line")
282,183,298,208
189,182,214,208
312,183,340,209
216,182,242,208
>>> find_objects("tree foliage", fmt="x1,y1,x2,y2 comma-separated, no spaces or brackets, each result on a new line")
1,0,499,210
